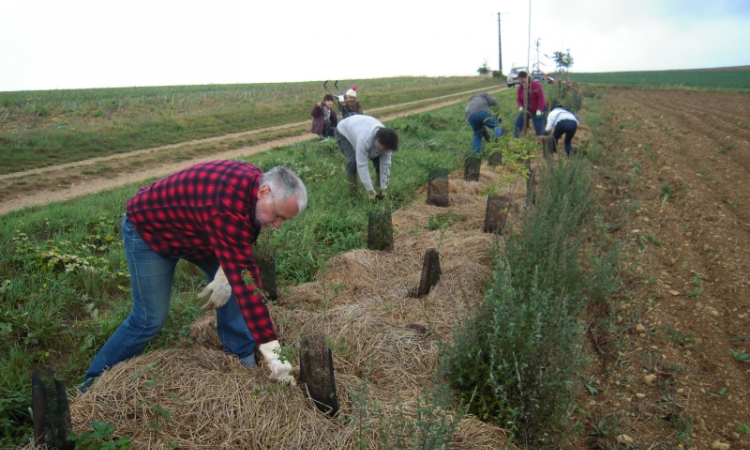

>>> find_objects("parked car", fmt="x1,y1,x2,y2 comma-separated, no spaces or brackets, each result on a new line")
531,70,546,83
506,67,528,88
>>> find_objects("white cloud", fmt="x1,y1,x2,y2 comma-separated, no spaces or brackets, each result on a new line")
1,0,748,91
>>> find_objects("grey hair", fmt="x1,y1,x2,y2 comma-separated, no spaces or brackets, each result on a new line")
260,166,308,212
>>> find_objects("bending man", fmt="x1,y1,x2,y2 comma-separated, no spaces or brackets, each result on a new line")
335,114,399,201
83,160,307,388
465,92,501,154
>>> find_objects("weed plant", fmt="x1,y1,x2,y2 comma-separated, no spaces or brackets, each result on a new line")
443,159,598,445
344,376,464,450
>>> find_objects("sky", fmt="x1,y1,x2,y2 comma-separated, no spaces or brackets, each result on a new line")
1,0,749,92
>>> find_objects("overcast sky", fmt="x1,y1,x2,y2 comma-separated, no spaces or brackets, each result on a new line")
1,0,749,92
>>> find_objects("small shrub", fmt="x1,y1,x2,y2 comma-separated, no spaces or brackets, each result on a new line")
730,349,750,363
444,160,595,445
344,377,464,449
427,211,467,230
68,420,133,450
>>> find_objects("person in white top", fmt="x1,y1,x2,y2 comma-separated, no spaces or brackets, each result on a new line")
334,115,399,201
544,104,579,157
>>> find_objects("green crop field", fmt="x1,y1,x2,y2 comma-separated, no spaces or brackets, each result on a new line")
568,66,750,89
0,76,500,174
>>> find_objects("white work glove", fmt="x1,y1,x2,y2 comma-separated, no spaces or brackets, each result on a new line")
259,340,296,385
536,111,542,118
519,106,523,112
367,190,378,202
197,267,232,311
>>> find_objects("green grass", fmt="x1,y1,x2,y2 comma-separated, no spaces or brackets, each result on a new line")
0,91,522,446
569,68,750,90
0,76,500,174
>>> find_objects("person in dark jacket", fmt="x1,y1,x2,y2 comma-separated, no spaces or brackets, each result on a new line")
311,94,338,140
514,69,547,137
339,87,363,118
82,161,307,390
465,93,501,154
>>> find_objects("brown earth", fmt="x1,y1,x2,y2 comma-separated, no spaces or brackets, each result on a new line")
0,87,504,216
576,88,750,449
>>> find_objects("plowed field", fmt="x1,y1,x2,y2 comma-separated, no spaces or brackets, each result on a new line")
581,88,750,449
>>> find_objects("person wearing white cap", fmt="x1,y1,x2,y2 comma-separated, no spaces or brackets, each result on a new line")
340,86,363,118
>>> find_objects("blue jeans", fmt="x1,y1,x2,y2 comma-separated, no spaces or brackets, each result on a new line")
514,111,546,137
552,119,578,156
467,111,501,154
84,215,257,382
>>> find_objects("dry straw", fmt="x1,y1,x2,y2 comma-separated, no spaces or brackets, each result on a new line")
26,164,531,450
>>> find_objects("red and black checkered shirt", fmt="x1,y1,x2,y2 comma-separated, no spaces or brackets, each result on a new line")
126,160,277,343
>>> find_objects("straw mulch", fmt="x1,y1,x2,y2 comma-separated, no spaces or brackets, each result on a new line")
61,163,530,450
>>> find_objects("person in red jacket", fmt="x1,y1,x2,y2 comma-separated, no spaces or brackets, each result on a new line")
82,160,307,390
514,69,547,137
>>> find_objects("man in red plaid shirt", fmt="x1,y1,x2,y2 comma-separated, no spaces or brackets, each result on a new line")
83,160,307,389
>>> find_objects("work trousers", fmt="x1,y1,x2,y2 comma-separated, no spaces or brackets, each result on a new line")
335,129,380,178
514,110,546,137
552,119,578,156
84,215,257,382
467,111,501,154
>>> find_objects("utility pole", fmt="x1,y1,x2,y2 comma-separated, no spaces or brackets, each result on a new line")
523,0,531,135
497,12,503,75
535,38,541,72
526,0,531,75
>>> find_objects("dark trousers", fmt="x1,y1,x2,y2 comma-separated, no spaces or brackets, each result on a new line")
335,129,380,177
514,111,546,137
323,123,336,139
552,119,578,156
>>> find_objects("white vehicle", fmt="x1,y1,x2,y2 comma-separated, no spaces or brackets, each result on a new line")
507,67,528,88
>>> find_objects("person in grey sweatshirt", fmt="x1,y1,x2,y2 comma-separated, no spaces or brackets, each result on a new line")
465,93,502,154
334,115,399,201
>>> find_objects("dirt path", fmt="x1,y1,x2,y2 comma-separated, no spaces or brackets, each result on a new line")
581,87,750,449
0,86,505,216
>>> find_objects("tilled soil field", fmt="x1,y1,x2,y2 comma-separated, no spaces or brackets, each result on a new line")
579,88,750,449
